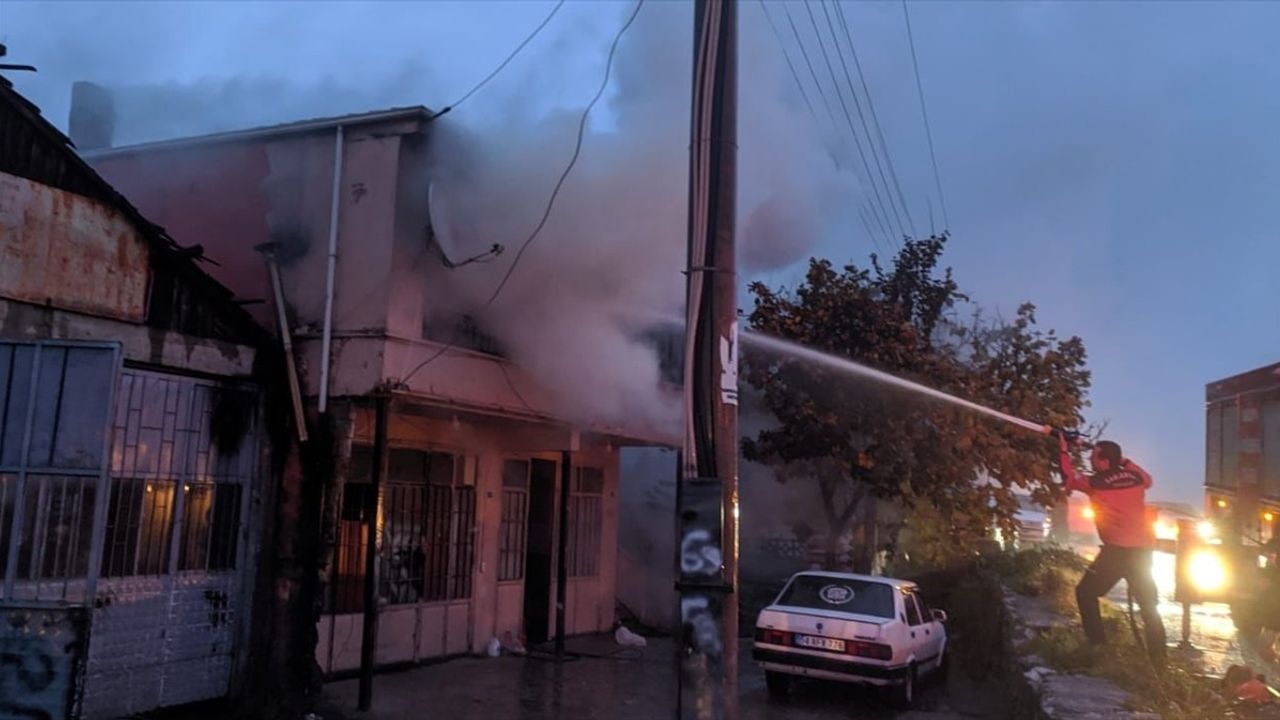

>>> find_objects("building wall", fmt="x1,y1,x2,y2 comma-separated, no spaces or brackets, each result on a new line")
0,171,148,321
315,406,619,673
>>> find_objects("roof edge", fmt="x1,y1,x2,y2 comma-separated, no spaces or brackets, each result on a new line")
82,105,437,160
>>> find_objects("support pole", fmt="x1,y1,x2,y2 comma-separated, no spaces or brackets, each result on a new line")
358,395,388,710
679,1,738,719
556,450,572,659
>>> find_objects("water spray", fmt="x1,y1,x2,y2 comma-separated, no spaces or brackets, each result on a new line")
741,331,1092,447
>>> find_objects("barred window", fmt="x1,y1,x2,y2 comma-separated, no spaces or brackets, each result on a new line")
566,467,604,578
498,460,530,581
177,483,242,572
102,478,175,577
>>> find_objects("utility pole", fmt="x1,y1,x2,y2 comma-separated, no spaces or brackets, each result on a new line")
678,1,738,719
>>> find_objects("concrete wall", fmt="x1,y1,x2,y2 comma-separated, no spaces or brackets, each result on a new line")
316,405,619,672
0,171,148,322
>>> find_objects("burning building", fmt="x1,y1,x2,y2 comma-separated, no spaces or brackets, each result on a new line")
75,90,676,690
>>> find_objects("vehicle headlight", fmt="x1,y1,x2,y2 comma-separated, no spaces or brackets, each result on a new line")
1188,549,1228,593
1196,520,1216,542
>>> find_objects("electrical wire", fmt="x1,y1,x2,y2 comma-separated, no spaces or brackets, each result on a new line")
902,0,950,230
781,1,892,249
756,0,820,134
443,0,568,112
804,0,903,242
829,0,916,240
401,0,646,386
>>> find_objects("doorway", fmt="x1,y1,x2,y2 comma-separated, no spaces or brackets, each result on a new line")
522,458,558,644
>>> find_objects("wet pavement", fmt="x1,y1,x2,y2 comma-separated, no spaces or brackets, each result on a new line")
1112,551,1278,677
321,636,1002,720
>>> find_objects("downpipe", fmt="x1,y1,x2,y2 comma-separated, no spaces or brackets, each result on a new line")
319,126,344,413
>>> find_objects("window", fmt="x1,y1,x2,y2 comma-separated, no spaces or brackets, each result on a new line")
177,483,242,572
102,479,174,577
911,590,934,623
499,460,530,581
567,467,604,578
330,470,373,614
775,575,895,619
103,374,256,581
0,343,115,602
904,591,923,626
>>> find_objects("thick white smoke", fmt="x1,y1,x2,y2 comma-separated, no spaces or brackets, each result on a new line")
426,1,862,430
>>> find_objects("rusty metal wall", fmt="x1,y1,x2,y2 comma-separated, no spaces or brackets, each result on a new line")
0,172,149,322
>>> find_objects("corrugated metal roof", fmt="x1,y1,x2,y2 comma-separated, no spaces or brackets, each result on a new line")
83,105,438,160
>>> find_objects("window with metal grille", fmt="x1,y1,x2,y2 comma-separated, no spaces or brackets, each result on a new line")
498,460,529,581
177,483,242,572
101,478,174,577
327,447,477,611
567,467,604,578
0,342,116,602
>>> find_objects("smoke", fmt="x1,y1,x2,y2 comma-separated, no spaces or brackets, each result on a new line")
425,1,862,430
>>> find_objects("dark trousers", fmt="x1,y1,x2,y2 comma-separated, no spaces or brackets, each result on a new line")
1076,545,1167,656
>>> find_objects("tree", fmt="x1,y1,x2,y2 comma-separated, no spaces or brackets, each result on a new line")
741,235,1090,570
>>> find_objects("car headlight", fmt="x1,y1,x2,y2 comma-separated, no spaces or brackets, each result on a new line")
1188,549,1228,593
1196,520,1216,542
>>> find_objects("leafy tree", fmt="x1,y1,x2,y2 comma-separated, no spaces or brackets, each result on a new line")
742,235,1090,570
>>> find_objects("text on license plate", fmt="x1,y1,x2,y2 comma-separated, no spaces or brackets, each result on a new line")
793,634,845,652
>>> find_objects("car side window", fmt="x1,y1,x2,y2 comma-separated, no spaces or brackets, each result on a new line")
904,592,923,626
914,591,933,620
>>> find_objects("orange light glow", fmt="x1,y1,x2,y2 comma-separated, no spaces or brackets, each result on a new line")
1265,511,1275,523
1082,506,1096,521
1217,499,1229,509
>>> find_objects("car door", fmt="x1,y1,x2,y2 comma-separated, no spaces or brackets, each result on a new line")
902,590,939,666
910,590,945,664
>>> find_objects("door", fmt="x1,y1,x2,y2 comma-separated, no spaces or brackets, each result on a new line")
904,590,942,667
522,459,557,644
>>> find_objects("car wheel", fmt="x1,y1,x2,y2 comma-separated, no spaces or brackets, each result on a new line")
889,664,916,709
765,671,790,699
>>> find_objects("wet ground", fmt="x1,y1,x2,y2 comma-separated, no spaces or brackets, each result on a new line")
320,636,1003,720
1111,550,1278,677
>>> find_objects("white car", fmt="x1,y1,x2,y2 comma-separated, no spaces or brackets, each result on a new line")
752,571,948,708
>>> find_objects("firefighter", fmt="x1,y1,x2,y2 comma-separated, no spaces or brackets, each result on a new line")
1058,435,1168,666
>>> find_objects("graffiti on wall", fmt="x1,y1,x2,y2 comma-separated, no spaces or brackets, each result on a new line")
0,606,89,720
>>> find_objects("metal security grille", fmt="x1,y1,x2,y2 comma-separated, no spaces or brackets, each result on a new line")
498,460,530,581
567,467,604,578
0,341,118,603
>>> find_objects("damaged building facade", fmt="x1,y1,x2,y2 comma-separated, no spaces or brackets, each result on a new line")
0,79,267,719
79,96,674,680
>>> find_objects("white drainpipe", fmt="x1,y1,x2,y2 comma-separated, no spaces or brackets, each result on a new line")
319,126,344,413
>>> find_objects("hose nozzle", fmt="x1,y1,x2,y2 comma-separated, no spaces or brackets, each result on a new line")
1048,426,1093,449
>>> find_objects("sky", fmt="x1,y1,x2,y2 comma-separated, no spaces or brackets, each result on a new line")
4,0,1279,506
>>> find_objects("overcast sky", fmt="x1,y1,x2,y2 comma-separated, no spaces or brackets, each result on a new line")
5,0,1278,506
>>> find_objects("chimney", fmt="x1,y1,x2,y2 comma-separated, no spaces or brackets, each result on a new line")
68,81,115,151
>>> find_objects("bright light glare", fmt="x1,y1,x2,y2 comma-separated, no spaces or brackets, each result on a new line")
1217,499,1229,509
1189,550,1228,593
1197,520,1217,541
1082,506,1096,521
1153,521,1177,540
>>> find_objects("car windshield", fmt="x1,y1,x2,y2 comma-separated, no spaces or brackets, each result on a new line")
775,575,895,619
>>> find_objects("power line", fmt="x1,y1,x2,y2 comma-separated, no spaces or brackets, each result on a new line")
802,0,904,242
828,0,916,239
757,0,819,129
443,0,568,112
402,0,646,385
902,0,950,230
782,2,845,165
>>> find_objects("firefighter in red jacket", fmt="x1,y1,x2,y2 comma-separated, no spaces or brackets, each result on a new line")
1059,434,1168,665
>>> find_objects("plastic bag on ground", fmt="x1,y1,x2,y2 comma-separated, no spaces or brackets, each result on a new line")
615,624,647,648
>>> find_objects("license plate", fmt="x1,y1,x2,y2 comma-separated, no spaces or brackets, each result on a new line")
793,634,845,652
